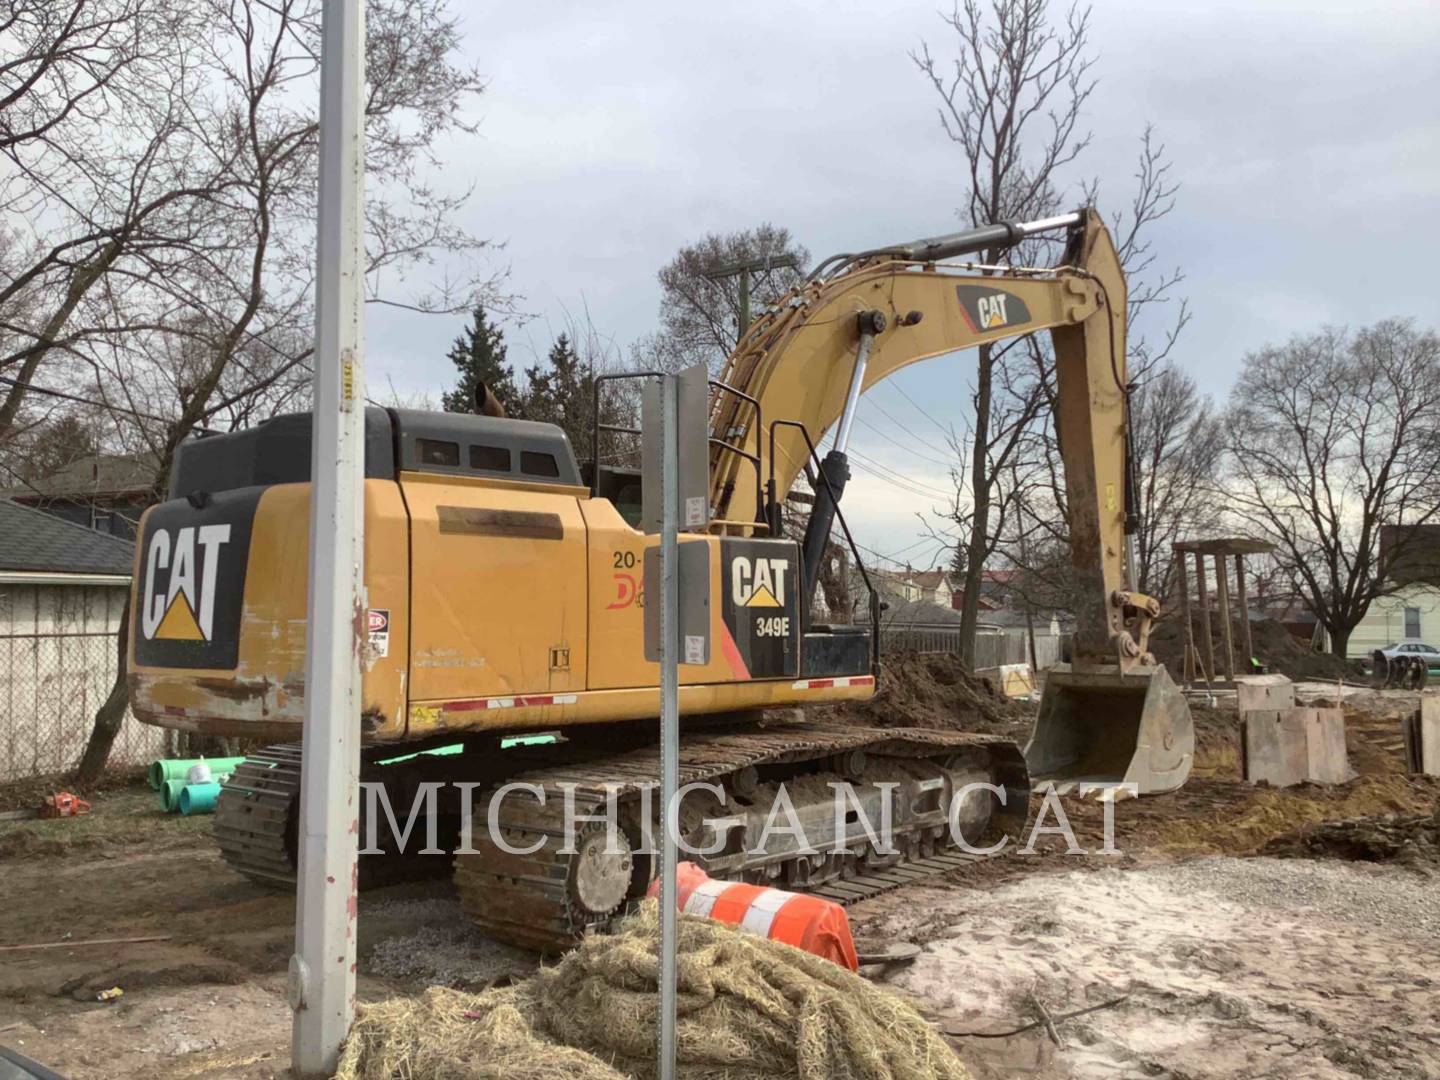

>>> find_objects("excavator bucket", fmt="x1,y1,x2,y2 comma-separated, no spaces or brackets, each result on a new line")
1023,664,1193,796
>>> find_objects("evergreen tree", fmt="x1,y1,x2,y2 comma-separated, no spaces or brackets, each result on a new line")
523,333,591,450
442,305,519,414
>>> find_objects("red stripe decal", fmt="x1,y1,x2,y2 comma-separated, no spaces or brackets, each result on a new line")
720,623,751,681
955,287,979,334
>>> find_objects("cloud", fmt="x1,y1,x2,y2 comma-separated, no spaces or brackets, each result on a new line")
366,0,1440,553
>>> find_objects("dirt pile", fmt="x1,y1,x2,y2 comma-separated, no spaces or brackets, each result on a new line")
825,652,1031,740
1189,702,1242,778
337,902,971,1080
1148,615,1352,682
1261,805,1440,868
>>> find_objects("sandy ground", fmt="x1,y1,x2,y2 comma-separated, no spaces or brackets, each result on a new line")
0,683,1436,1079
855,858,1439,1079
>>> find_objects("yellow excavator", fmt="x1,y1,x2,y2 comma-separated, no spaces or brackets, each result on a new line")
127,207,1192,950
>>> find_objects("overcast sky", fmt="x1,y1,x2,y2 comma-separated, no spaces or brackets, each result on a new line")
366,0,1440,565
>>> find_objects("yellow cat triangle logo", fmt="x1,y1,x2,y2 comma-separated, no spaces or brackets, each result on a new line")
744,584,781,608
155,595,204,641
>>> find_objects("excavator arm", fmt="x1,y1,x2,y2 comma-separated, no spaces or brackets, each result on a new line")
707,207,1192,794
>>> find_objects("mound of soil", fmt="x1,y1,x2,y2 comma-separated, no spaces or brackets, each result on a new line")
824,651,1032,740
1190,702,1243,778
1260,805,1440,868
1149,615,1353,683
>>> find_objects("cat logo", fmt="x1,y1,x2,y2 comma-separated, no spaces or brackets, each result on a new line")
140,525,232,642
976,292,1010,328
955,284,1029,333
731,555,788,608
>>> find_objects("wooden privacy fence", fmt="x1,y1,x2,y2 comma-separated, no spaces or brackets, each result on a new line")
0,583,165,783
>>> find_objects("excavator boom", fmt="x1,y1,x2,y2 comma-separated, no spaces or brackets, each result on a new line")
707,207,1192,794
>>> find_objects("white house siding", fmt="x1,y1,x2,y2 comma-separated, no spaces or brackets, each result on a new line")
1347,583,1440,658
0,582,164,782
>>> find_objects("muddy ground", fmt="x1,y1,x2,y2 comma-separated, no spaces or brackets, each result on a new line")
1,673,1436,1079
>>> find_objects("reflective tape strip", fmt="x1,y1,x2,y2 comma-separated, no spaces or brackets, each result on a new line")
681,879,730,919
790,676,875,691
441,694,578,713
739,887,797,937
710,882,769,926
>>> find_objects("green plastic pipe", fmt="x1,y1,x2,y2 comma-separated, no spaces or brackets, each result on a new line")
178,782,222,815
148,756,247,790
160,779,187,812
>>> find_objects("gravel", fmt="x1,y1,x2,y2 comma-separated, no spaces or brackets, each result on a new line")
1155,855,1440,942
361,896,537,988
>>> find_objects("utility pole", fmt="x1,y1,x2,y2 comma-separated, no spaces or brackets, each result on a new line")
290,0,365,1073
704,253,800,346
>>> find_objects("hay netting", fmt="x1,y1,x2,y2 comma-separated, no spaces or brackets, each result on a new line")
336,902,970,1080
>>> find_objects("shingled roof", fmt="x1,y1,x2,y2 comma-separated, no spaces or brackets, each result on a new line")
0,499,136,576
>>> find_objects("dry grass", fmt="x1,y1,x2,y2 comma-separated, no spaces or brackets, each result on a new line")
337,902,970,1080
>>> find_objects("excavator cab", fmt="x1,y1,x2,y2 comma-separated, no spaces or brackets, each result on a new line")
1025,663,1194,796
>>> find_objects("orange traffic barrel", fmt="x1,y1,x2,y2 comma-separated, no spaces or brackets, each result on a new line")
649,862,858,971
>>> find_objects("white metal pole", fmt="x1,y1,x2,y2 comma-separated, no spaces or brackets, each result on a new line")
657,374,679,1080
290,0,365,1073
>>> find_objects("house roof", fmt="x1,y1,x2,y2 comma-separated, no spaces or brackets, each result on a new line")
0,499,136,576
0,452,157,500
881,599,968,627
901,569,950,590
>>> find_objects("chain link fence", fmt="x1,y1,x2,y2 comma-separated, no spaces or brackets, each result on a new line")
0,583,168,783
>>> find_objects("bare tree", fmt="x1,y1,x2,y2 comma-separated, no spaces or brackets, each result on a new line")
1128,364,1221,598
633,224,808,374
0,0,506,777
991,129,1196,620
1224,319,1440,657
913,0,1094,666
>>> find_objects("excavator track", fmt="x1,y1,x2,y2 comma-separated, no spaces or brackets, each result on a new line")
214,743,303,887
215,722,1029,952
214,742,463,889
455,722,1028,953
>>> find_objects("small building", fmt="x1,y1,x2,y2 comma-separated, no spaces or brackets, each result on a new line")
902,568,953,608
1347,584,1440,657
1344,525,1440,657
0,499,162,781
0,451,157,540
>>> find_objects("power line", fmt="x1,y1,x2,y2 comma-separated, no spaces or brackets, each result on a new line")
854,415,952,469
863,396,955,461
855,534,943,563
850,458,948,501
847,447,954,500
890,381,957,441
0,374,169,423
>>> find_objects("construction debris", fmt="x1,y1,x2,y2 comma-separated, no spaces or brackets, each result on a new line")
39,792,91,818
1242,707,1349,786
336,902,971,1080
1404,696,1440,775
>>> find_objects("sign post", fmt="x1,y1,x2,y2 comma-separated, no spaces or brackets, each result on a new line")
641,363,711,1080
290,0,366,1074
